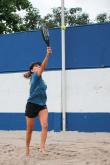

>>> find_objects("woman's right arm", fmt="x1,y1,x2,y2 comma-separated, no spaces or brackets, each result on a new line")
37,47,52,76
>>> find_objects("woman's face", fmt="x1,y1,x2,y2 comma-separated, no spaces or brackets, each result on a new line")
31,64,41,73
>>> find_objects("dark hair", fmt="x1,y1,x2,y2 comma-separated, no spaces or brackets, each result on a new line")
24,62,41,79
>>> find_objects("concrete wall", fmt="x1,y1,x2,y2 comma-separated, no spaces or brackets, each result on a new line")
0,68,110,131
0,23,110,131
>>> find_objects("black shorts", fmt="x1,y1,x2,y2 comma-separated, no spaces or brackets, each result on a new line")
25,102,47,118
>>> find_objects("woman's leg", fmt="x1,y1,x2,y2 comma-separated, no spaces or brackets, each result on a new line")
38,109,48,152
26,117,35,156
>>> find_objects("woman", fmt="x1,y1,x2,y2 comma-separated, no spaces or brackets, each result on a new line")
24,47,52,157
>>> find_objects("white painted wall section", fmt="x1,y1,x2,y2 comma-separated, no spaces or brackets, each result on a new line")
0,71,61,113
0,68,110,113
67,68,110,112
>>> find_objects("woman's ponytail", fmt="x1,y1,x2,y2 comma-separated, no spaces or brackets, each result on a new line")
23,71,32,79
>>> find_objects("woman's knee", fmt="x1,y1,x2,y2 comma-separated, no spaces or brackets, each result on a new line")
26,128,33,134
41,122,48,130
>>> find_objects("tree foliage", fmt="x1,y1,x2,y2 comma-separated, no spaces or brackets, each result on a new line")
0,0,41,34
43,7,68,28
96,13,109,23
0,0,32,33
24,7,41,30
0,0,110,34
44,7,89,28
67,8,89,26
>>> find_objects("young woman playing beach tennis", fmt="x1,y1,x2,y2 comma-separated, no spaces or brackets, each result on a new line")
24,47,52,157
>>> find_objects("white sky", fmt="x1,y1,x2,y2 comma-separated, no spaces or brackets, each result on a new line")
29,0,110,21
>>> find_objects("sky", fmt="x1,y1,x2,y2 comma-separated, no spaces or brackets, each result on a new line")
29,0,110,21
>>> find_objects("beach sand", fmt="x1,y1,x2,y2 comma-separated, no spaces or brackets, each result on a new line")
0,131,110,165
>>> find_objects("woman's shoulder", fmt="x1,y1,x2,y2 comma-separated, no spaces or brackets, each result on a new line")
32,72,40,78
31,72,41,83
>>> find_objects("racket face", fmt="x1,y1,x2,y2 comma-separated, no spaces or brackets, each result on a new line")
41,25,50,47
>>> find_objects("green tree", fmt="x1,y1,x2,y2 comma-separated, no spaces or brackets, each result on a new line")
43,7,68,28
67,8,89,26
108,15,110,22
43,7,90,28
0,0,41,34
96,13,108,23
24,7,41,30
42,14,56,28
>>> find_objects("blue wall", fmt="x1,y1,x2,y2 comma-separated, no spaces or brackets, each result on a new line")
66,23,110,69
0,28,61,72
0,113,62,131
0,23,110,72
0,23,110,132
0,113,110,132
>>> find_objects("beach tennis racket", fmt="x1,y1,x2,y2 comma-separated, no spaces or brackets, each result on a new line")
41,25,50,47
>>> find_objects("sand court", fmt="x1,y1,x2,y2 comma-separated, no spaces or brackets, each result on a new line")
0,131,110,165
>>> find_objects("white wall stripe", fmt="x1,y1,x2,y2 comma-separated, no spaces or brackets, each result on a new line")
0,71,61,113
66,68,110,112
0,68,110,113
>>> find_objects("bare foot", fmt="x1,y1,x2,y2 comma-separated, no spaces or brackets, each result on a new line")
39,147,46,154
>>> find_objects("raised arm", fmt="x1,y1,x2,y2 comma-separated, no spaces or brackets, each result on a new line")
37,47,52,76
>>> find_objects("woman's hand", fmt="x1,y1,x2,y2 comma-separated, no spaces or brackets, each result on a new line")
47,47,52,56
